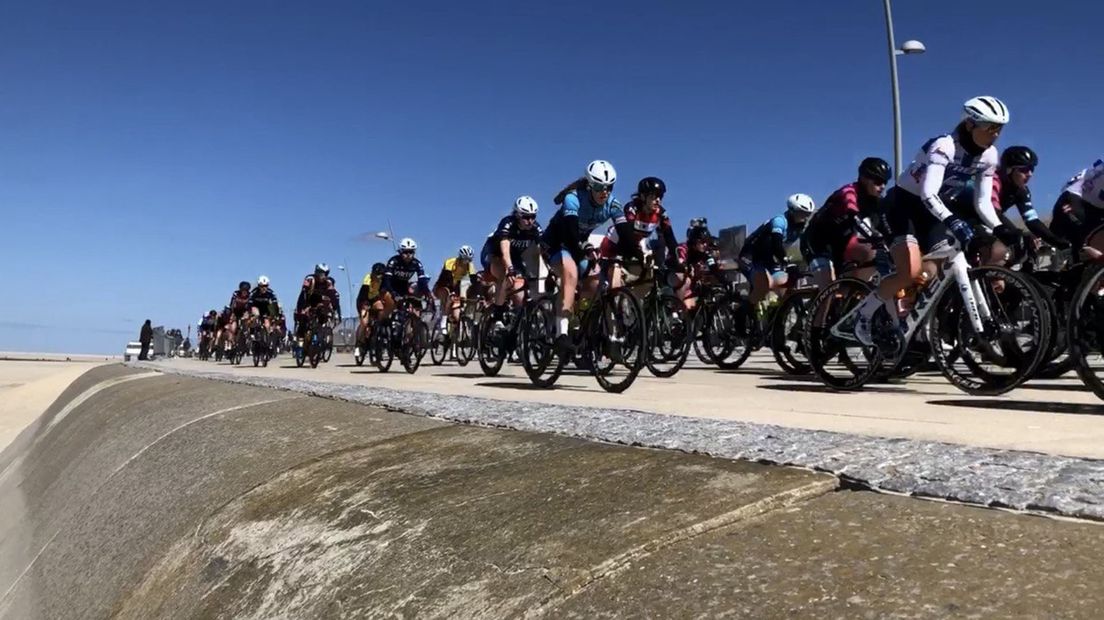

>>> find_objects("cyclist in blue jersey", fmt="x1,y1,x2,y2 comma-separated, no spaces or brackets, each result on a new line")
542,160,629,351
739,194,816,315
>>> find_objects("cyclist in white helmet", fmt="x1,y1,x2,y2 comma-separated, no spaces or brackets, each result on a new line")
381,238,434,321
542,160,627,352
739,193,816,325
853,96,1008,345
433,244,478,337
482,195,543,325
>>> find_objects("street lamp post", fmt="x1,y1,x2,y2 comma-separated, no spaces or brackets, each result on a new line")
336,263,355,319
883,0,926,176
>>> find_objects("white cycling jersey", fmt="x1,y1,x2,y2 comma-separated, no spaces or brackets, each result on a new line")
896,133,1001,229
1061,161,1104,209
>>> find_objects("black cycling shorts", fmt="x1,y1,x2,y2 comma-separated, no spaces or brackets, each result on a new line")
882,186,954,255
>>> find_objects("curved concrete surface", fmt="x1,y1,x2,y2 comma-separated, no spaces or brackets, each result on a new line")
5,365,1104,618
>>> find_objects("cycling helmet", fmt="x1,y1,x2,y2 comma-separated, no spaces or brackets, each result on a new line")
786,193,816,215
399,238,417,252
962,96,1009,125
688,225,712,243
208,309,217,316
371,262,386,275
314,263,329,274
257,275,270,286
637,176,666,197
238,280,250,290
858,157,892,183
458,245,474,261
1001,146,1038,169
513,195,539,216
585,160,617,187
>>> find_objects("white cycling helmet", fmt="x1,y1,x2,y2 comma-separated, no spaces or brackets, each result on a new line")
786,193,816,215
314,263,329,274
399,237,417,252
513,195,539,216
458,245,474,260
962,96,1009,125
585,160,617,187
257,275,270,286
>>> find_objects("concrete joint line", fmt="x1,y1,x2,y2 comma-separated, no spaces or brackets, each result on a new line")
528,475,838,616
0,396,294,608
0,372,159,487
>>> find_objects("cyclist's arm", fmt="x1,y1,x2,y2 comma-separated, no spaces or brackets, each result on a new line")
415,261,431,296
919,162,954,221
435,266,451,286
498,238,513,269
660,222,679,264
560,194,584,254
973,168,1002,229
1013,189,1068,247
614,221,641,260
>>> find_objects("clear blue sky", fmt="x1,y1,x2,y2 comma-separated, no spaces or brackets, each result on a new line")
2,1,1102,354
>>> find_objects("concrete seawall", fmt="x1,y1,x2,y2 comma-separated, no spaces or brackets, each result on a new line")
5,365,1104,618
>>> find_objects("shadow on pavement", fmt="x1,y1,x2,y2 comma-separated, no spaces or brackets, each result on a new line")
759,383,911,394
1019,382,1090,392
929,399,1104,416
476,380,594,393
435,372,491,379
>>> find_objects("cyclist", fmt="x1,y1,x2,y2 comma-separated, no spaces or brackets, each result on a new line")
989,147,1068,256
249,275,279,334
854,95,1009,345
214,305,233,351
674,224,726,311
225,281,252,345
355,262,386,355
598,177,680,288
801,158,891,288
198,310,218,354
433,245,479,339
1051,160,1104,260
542,159,626,351
295,264,341,344
739,194,817,320
380,238,434,320
483,195,543,324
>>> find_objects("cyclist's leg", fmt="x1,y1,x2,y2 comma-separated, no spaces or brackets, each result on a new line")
380,291,396,320
548,248,578,338
840,234,876,282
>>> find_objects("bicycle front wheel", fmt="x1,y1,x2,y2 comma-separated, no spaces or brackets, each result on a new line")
588,289,646,393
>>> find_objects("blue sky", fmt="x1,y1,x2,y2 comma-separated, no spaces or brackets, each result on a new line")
2,0,1101,354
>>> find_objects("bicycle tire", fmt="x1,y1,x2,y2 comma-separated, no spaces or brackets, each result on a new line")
770,288,816,375
521,297,564,388
590,288,646,393
645,292,691,378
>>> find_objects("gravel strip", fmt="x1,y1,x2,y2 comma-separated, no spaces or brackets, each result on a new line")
132,362,1104,519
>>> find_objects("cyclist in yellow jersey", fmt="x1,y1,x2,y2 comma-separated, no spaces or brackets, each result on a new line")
354,262,386,357
433,246,478,337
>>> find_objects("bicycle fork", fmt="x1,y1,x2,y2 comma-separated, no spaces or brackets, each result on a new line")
947,252,992,335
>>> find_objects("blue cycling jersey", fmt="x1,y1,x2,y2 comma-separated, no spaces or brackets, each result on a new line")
557,190,625,235
743,214,803,260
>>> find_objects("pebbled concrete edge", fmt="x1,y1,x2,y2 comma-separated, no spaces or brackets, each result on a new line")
129,362,1104,520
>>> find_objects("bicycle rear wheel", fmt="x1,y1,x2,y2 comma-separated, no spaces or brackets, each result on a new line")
455,317,476,366
477,313,506,377
1068,265,1104,399
701,300,752,370
429,324,448,366
400,316,429,374
371,324,393,372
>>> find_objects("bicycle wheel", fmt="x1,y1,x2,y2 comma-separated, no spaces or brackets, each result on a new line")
770,288,817,375
805,277,882,390
521,297,564,388
400,315,429,374
455,316,476,366
927,265,1049,396
477,313,506,376
1068,265,1104,399
701,299,752,370
371,324,393,373
645,292,691,378
1030,271,1074,379
588,288,646,393
429,324,448,366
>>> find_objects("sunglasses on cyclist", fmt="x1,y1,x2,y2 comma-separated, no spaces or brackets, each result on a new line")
589,182,613,193
400,249,415,255
518,214,537,221
1011,165,1035,174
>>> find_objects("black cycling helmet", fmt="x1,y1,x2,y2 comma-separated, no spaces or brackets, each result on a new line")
238,280,250,290
208,309,217,316
637,176,666,197
858,157,892,183
688,225,712,243
371,262,386,275
1001,146,1038,170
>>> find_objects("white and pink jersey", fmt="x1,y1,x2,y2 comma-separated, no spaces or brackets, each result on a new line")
1061,161,1104,209
897,133,1000,228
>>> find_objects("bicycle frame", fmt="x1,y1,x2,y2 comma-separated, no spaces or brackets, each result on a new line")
830,250,993,344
